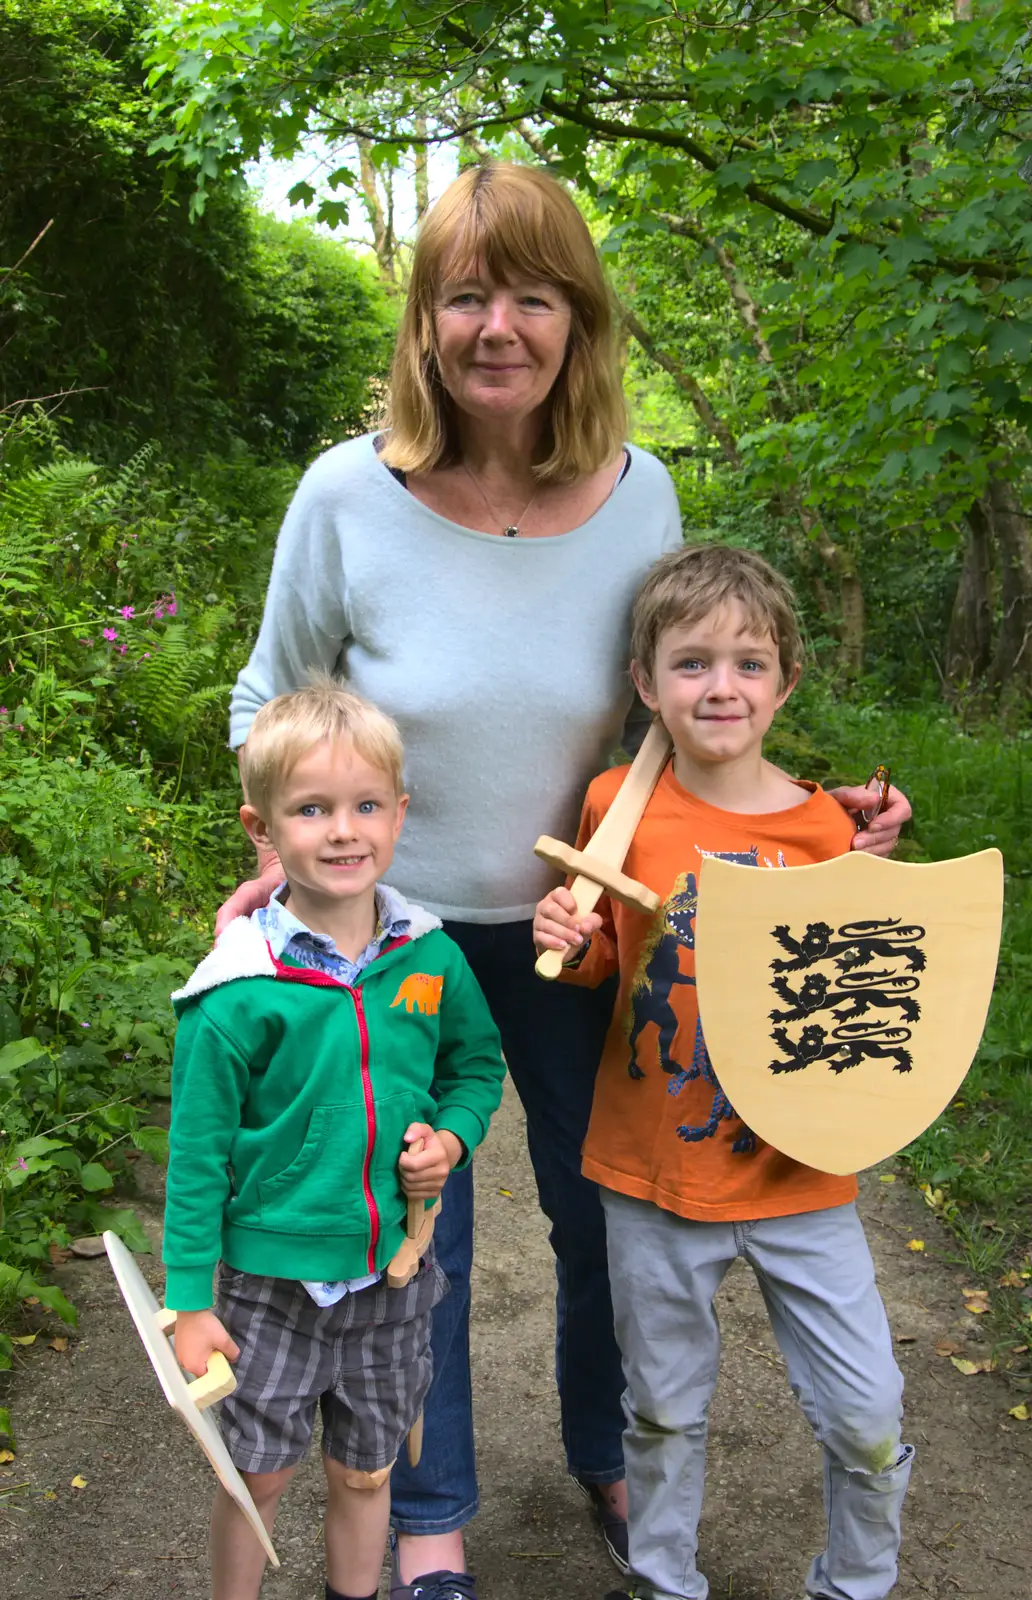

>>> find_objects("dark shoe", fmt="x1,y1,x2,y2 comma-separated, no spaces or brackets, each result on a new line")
389,1543,478,1600
390,1572,478,1600
572,1477,630,1574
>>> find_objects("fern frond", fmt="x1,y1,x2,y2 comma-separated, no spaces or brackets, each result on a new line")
0,459,100,526
96,444,158,511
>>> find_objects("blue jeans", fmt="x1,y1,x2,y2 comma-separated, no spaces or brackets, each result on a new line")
390,918,624,1534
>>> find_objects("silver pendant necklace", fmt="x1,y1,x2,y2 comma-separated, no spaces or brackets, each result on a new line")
462,463,538,537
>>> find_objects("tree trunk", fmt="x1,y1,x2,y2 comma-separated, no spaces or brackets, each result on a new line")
619,303,741,465
988,473,1032,696
414,120,430,220
358,140,394,280
945,496,994,689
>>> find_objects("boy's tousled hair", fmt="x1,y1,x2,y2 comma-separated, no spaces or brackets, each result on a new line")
631,544,804,688
240,676,405,815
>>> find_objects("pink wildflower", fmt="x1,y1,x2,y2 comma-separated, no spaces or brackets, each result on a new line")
154,605,164,620
165,593,177,616
0,707,7,715
118,644,128,656
120,605,135,620
103,627,118,642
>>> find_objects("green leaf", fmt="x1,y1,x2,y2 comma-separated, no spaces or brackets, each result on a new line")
890,386,923,416
713,162,754,192
286,180,316,208
92,1207,152,1254
0,1404,14,1449
0,1036,47,1078
25,1282,78,1328
132,1125,170,1163
986,320,1032,366
80,1162,115,1192
886,235,935,270
13,1134,69,1161
795,158,837,188
838,244,882,280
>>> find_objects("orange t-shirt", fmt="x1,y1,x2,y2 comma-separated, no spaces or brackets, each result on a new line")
564,763,859,1222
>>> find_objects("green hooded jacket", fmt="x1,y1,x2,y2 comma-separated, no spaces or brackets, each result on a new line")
163,900,505,1309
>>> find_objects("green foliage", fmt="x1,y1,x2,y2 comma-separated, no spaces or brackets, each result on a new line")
0,0,394,461
0,413,293,1386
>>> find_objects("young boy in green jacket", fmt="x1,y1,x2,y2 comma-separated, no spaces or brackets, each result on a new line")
163,678,506,1600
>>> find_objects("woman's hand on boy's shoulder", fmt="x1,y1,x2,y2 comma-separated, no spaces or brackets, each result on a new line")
829,781,912,856
214,861,283,936
533,888,603,961
170,1308,240,1380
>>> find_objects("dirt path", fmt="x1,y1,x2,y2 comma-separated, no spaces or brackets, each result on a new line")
2,1079,1030,1600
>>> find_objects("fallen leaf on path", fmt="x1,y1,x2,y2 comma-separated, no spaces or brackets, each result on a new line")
951,1356,994,1375
48,1337,69,1352
70,1474,87,1490
896,1334,917,1344
999,1271,1023,1288
47,1245,71,1266
10,1334,36,1346
879,1174,896,1183
0,1450,14,1464
498,1188,513,1198
906,1239,925,1252
22,1296,39,1306
1008,1404,1029,1421
964,1300,990,1314
962,1286,989,1299
936,1339,963,1356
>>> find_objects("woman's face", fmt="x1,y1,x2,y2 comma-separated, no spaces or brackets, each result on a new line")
433,261,573,428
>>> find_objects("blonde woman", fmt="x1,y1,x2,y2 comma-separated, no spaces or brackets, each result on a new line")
221,163,911,1600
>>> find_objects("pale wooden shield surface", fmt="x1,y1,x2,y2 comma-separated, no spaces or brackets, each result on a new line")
694,849,1003,1174
103,1230,279,1566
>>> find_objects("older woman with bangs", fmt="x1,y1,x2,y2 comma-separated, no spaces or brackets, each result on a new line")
223,162,911,1600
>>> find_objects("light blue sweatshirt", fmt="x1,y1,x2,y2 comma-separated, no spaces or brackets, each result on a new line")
230,434,683,923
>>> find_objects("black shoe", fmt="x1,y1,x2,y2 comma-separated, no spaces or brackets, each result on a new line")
389,1541,478,1600
390,1572,478,1600
571,1477,630,1573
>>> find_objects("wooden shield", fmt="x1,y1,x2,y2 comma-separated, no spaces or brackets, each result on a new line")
694,849,1003,1174
104,1231,279,1566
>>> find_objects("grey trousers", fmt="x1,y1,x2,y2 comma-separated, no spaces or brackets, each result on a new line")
601,1191,914,1600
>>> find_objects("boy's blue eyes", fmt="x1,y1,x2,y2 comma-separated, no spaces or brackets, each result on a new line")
675,658,766,673
298,800,378,817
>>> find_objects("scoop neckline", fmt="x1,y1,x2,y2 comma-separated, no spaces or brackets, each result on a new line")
659,763,826,825
370,434,636,546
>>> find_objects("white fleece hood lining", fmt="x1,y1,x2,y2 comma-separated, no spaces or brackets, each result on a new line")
172,888,442,1005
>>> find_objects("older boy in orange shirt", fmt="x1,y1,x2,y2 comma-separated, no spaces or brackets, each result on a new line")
534,546,912,1600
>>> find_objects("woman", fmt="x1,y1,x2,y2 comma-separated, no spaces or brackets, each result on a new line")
221,162,911,1600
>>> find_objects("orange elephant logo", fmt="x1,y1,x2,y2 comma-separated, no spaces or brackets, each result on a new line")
390,973,444,1016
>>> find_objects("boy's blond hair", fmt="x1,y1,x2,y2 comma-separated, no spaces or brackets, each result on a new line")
240,677,405,815
630,544,804,689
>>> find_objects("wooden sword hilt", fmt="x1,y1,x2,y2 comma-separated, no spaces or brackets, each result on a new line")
534,720,672,981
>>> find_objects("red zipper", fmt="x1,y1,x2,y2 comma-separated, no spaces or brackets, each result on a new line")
266,943,382,1270
349,985,380,1272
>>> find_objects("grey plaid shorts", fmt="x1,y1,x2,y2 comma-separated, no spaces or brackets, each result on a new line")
214,1252,448,1474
